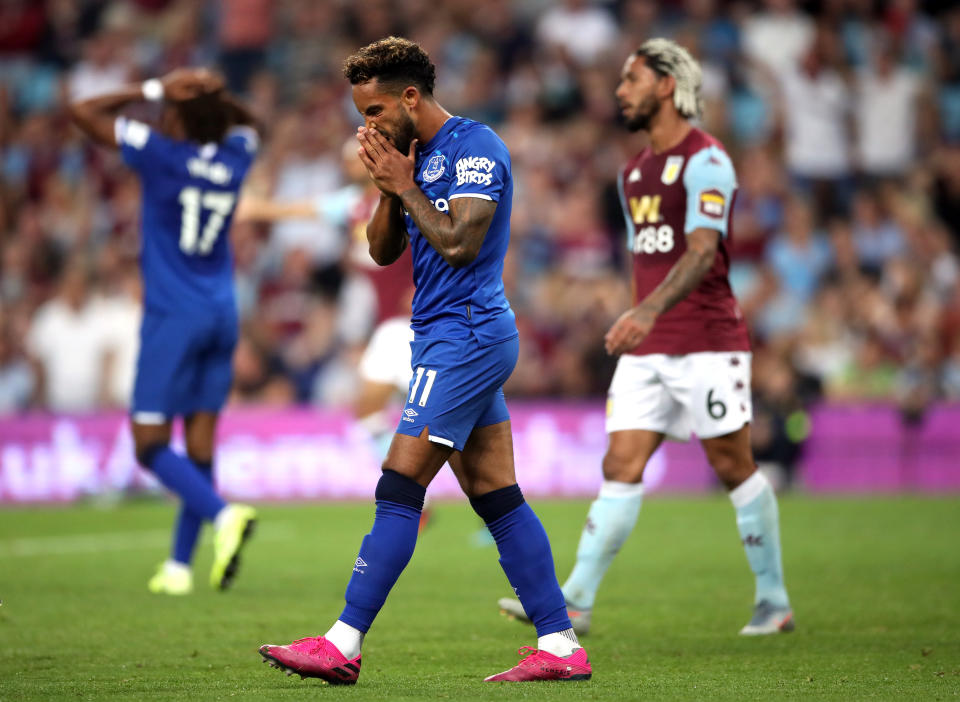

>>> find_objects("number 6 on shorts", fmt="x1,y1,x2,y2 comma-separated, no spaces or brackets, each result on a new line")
707,389,727,420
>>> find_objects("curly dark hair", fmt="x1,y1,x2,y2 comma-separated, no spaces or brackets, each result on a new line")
176,91,232,144
343,36,436,96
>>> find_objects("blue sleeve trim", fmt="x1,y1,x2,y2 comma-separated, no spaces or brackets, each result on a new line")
682,146,737,237
617,168,636,251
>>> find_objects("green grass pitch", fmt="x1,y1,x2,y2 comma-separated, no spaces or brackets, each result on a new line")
0,495,958,700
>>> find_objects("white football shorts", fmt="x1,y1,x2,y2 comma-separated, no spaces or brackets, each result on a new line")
605,351,753,440
358,316,414,393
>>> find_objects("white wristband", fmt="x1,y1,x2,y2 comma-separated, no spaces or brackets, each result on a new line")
141,78,164,102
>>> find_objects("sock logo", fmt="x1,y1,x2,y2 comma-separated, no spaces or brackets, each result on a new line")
584,517,596,535
742,534,764,547
353,557,368,573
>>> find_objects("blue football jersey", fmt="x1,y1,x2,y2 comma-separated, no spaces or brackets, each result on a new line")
407,117,517,346
115,117,258,314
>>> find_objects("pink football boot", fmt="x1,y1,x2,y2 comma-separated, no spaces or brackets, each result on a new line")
259,636,361,685
484,646,592,682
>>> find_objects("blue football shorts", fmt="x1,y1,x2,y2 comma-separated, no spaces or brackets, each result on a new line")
131,307,238,423
396,334,519,451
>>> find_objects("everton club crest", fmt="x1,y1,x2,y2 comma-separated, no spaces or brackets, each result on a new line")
422,153,446,183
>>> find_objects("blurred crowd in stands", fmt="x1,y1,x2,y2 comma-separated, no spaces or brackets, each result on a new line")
2,0,960,466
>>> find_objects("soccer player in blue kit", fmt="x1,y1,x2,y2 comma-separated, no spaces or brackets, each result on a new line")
69,68,259,595
258,38,591,684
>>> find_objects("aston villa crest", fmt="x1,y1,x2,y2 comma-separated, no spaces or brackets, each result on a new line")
422,153,446,182
661,155,684,185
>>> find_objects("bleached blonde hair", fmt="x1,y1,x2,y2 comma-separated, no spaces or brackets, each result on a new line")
636,38,703,119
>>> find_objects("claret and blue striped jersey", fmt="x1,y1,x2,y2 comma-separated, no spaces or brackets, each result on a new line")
406,116,517,347
115,117,258,314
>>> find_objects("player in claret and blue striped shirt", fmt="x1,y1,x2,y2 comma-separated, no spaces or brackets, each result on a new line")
69,68,259,596
258,37,591,685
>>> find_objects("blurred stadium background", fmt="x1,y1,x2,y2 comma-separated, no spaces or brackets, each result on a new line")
1,0,960,501
2,3,960,700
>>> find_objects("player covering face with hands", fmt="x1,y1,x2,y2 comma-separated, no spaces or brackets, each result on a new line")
498,38,794,637
68,67,262,595
258,37,591,685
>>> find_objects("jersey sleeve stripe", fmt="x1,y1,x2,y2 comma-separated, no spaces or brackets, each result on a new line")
448,193,493,201
617,169,636,250
228,125,259,152
115,117,151,150
682,146,736,237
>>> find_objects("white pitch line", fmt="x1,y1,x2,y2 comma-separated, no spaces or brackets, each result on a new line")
0,522,295,558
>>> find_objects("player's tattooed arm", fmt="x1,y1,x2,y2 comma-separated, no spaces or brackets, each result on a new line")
366,194,409,266
398,188,496,269
356,127,495,268
605,228,719,355
642,227,719,314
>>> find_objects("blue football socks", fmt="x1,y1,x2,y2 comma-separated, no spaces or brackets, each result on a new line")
141,446,225,523
340,470,425,633
472,485,571,637
730,470,790,608
561,480,644,610
171,459,214,565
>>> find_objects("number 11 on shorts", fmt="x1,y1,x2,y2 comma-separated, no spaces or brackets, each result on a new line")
409,367,438,407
